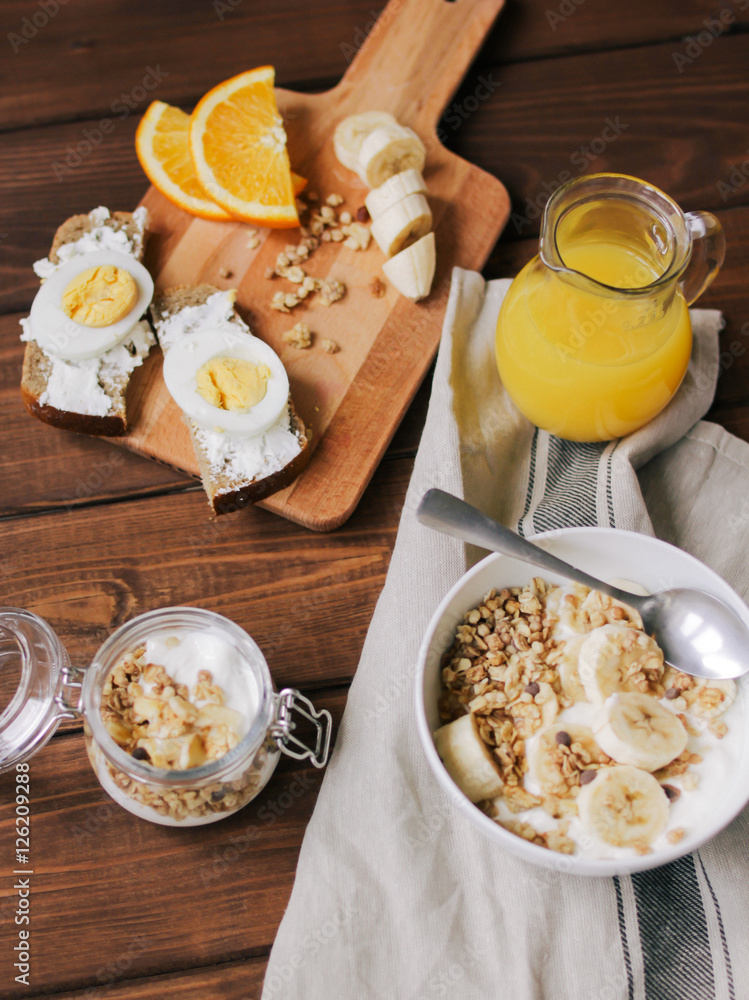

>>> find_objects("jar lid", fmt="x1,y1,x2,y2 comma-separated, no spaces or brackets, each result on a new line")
0,608,81,771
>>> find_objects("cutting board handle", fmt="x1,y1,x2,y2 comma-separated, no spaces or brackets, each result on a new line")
335,0,505,132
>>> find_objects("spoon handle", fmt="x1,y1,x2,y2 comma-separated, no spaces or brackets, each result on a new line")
417,489,645,608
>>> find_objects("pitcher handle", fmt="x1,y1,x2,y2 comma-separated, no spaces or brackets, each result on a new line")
681,211,726,306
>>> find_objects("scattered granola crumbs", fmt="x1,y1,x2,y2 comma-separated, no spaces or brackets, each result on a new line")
319,279,346,306
320,205,336,222
370,277,386,298
326,193,344,207
667,828,686,845
283,322,312,349
271,291,291,313
330,229,345,242
321,339,340,354
339,210,352,225
341,221,371,250
218,267,232,279
285,265,306,284
264,267,275,279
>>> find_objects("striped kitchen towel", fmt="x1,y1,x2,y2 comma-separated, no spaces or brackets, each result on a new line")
263,270,747,1000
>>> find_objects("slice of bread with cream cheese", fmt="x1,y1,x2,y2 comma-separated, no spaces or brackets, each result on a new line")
20,206,155,436
150,284,310,514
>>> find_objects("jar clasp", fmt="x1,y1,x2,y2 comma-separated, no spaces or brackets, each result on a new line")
271,689,332,768
54,664,84,719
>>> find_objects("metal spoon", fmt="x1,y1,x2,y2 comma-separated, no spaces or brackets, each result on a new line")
417,488,749,681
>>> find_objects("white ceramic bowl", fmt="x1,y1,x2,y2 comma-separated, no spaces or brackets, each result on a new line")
415,527,749,876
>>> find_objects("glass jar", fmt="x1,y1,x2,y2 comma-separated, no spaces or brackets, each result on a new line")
0,606,331,826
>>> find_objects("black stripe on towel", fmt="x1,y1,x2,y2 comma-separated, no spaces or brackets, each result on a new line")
631,855,715,1000
696,853,735,999
531,437,606,533
613,876,634,1000
518,428,539,537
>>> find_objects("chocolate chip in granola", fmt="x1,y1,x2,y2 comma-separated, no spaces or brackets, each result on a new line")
555,730,572,747
579,769,597,785
131,746,150,762
356,205,370,222
524,682,540,697
664,687,679,699
662,783,681,802
210,789,226,802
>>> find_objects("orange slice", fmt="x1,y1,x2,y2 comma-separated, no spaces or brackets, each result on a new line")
189,66,299,229
136,101,232,221
136,99,306,222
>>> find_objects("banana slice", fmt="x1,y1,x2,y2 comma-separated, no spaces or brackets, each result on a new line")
556,634,588,703
577,764,670,848
382,231,436,301
365,168,427,219
662,668,737,720
578,624,664,704
356,123,426,188
530,723,609,797
433,713,504,803
580,585,645,630
593,692,687,772
370,193,432,258
333,111,398,172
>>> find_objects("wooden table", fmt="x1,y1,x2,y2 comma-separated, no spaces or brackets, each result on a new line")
1,2,748,995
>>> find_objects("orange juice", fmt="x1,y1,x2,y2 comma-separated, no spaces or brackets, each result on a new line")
495,198,693,441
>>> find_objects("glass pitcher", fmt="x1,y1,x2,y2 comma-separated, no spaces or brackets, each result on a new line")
495,173,725,441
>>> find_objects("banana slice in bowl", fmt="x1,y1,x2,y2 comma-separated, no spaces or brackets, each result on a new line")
578,624,665,704
433,712,504,803
529,723,610,797
577,764,670,849
593,691,687,771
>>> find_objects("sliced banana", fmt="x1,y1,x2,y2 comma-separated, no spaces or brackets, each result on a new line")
663,668,738,720
382,231,435,301
556,634,588,703
365,168,427,219
577,764,670,848
580,585,645,630
333,111,398,172
356,123,426,188
593,692,687,772
578,624,664,704
433,713,504,803
370,193,432,258
530,723,609,797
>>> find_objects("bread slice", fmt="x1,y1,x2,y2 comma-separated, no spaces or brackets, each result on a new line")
20,206,153,437
150,284,311,515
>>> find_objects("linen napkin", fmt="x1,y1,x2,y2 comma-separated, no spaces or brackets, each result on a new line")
262,270,748,1000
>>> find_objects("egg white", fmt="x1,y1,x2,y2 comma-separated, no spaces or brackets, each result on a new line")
162,328,289,436
29,250,154,361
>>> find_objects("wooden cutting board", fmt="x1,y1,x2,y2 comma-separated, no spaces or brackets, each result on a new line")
121,0,510,531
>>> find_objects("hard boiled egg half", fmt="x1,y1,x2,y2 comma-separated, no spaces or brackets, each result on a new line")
162,328,289,436
29,250,154,361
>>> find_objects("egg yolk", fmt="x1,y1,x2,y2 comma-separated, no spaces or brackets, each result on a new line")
196,357,271,411
62,265,138,327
